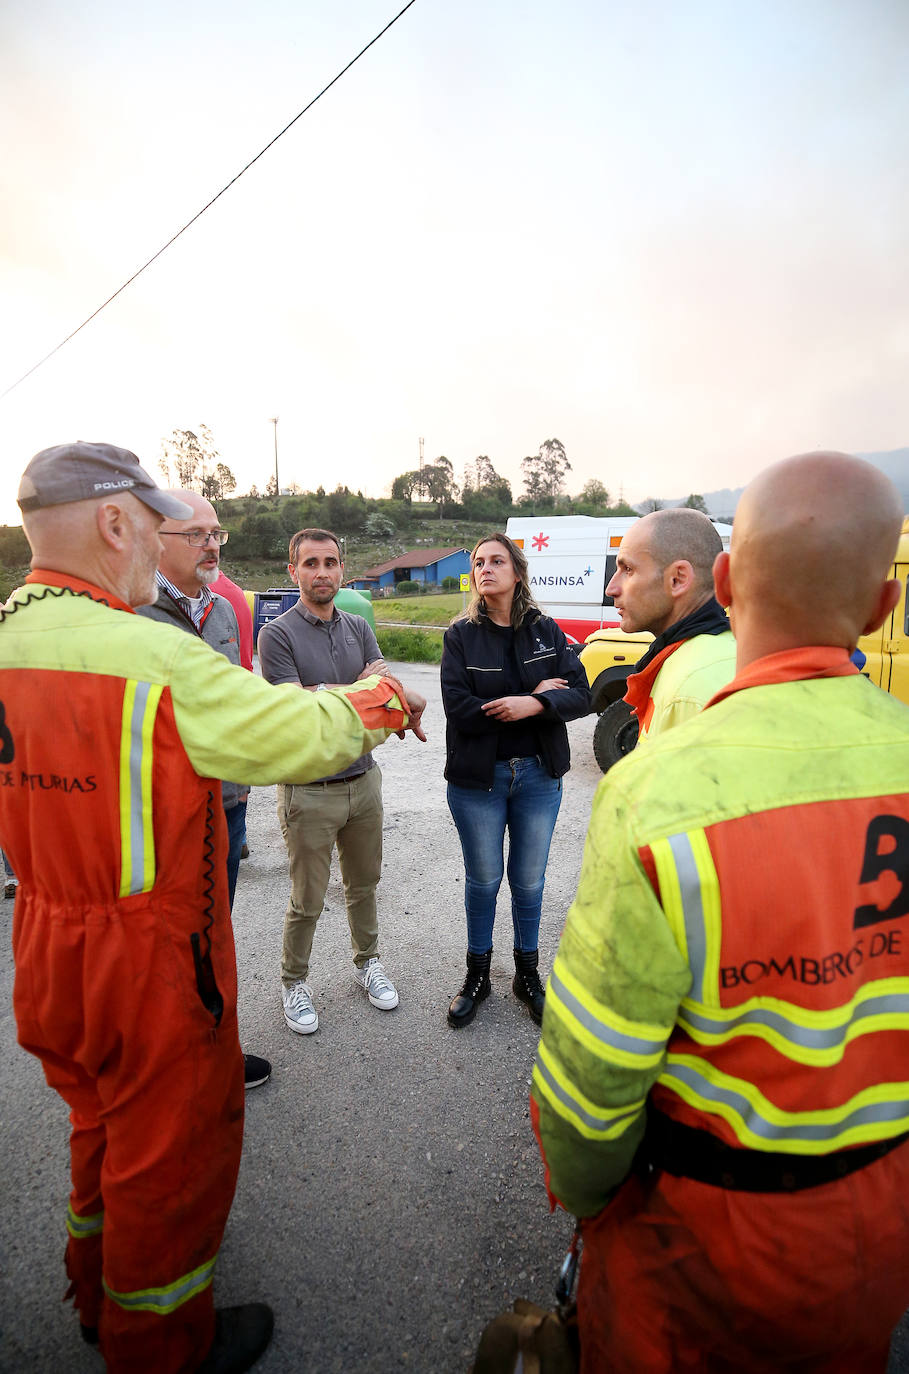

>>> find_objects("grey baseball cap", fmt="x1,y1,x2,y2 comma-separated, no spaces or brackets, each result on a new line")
18,441,193,519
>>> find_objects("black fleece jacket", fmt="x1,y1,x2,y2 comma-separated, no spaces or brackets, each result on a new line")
441,611,591,789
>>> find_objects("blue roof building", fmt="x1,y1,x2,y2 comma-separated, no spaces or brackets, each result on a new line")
347,546,469,593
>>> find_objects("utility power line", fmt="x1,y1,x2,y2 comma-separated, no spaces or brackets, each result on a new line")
1,0,418,402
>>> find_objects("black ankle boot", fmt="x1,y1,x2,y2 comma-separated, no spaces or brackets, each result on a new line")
448,950,492,1028
513,948,545,1024
196,1303,275,1374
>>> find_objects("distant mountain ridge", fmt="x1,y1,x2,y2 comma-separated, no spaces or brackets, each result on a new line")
659,447,909,518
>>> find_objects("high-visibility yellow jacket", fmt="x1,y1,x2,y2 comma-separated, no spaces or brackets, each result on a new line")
532,646,909,1219
0,572,410,907
639,630,736,740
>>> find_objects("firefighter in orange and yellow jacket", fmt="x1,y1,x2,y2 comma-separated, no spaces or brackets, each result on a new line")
532,451,909,1373
606,507,736,741
1,442,427,1374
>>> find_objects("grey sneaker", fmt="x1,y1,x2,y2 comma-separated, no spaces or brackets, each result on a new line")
282,980,318,1034
355,957,399,1010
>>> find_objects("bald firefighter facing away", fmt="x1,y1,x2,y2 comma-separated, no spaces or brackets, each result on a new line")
532,452,909,1373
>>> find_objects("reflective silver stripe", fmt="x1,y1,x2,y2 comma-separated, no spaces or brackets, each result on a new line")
667,832,706,1001
67,1205,104,1238
104,1254,217,1315
662,1060,909,1144
533,1051,639,1136
549,968,667,1059
125,681,152,895
679,991,909,1051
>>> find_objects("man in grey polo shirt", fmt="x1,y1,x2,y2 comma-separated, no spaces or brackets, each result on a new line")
258,527,398,1035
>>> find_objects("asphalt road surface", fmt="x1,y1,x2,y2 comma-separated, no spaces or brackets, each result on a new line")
1,660,907,1372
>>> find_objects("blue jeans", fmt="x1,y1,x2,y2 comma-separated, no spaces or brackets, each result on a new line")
447,757,562,955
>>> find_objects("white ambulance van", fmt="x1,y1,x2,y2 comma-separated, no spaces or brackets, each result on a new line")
505,515,639,644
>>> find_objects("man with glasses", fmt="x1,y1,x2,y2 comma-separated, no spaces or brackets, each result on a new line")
138,489,269,1090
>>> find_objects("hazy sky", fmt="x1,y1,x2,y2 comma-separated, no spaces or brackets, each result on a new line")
2,0,908,524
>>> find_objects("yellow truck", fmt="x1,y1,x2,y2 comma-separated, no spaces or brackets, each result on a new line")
581,516,909,772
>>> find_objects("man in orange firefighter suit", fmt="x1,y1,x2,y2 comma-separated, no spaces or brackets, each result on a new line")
606,506,736,742
532,451,909,1373
1,442,427,1374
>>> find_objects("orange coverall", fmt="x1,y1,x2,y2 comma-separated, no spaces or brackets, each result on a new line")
1,571,410,1372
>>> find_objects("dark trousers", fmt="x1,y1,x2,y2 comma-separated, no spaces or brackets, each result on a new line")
224,801,248,911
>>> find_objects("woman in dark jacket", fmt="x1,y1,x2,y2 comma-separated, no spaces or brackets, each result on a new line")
441,532,590,1028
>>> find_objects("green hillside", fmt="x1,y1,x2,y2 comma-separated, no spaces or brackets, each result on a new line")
213,499,516,591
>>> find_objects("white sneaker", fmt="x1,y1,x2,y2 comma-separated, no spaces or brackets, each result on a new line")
355,957,399,1010
282,980,318,1034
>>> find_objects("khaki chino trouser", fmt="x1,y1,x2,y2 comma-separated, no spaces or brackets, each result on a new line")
277,765,383,984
